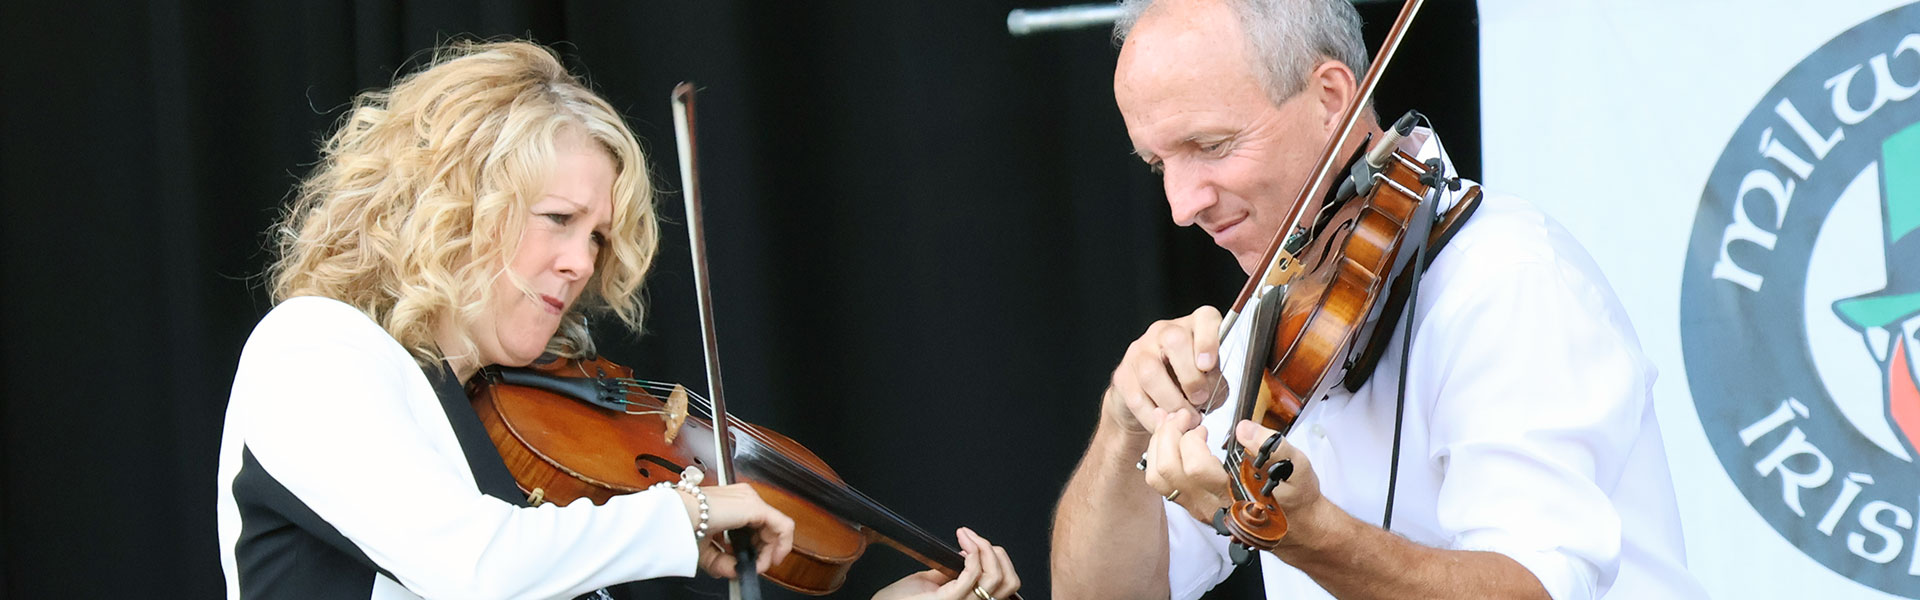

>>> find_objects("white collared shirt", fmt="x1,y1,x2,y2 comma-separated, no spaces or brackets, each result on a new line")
1164,140,1705,600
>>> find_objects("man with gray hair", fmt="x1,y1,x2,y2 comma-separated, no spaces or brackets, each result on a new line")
1049,0,1703,598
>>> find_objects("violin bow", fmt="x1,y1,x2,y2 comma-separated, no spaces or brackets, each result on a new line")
1207,0,1430,558
672,82,763,600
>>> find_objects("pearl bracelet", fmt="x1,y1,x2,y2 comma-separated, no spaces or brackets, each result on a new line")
653,466,710,540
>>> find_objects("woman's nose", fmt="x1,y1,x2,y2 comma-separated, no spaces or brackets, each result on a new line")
556,238,597,280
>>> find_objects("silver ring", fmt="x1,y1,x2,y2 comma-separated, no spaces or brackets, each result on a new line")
1163,489,1181,502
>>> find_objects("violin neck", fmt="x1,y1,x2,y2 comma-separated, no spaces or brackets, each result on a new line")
735,441,967,575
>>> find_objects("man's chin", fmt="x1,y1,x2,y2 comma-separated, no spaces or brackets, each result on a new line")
1235,252,1262,276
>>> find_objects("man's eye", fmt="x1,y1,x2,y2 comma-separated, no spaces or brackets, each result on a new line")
1199,141,1227,154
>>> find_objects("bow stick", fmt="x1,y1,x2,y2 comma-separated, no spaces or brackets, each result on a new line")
672,82,762,600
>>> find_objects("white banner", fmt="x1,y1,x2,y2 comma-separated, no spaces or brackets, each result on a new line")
1480,1,1920,597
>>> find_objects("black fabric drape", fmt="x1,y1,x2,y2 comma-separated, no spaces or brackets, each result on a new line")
0,1,1477,598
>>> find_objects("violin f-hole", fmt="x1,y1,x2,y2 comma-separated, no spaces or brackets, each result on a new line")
635,454,686,479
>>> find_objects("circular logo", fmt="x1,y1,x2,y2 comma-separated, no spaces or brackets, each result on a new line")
1682,3,1920,593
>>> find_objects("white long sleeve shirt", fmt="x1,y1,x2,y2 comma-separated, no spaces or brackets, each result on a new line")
1165,146,1704,599
216,296,699,599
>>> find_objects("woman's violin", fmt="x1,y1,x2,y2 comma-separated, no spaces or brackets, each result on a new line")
464,82,1019,598
469,355,1019,598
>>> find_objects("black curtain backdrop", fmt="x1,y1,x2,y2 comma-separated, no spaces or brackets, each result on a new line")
0,1,1477,598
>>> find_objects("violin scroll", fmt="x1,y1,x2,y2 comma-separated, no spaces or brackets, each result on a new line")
1212,430,1296,559
1218,497,1288,554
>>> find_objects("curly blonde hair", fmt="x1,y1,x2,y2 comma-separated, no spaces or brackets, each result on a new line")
269,40,657,365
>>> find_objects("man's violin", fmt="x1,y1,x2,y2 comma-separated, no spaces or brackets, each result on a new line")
1206,0,1481,560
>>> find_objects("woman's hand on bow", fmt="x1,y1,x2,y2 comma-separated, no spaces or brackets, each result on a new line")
679,483,795,578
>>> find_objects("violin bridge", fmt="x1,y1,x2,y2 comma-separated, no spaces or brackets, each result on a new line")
663,385,690,443
1263,249,1305,287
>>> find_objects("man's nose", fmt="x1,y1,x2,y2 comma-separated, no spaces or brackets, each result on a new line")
1164,165,1216,227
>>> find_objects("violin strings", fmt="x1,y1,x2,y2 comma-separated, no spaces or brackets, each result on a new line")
609,378,791,451
600,375,961,562
1202,375,1229,414
1225,448,1251,501
615,372,1244,544
497,366,786,450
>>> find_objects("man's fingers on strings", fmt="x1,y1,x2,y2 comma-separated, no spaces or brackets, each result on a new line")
1116,375,1166,432
1132,346,1189,410
1142,421,1176,494
1188,305,1224,372
1161,355,1218,413
1178,424,1216,475
1147,416,1196,498
1156,324,1208,405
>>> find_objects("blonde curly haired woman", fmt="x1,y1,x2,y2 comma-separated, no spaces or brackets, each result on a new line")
215,41,1018,600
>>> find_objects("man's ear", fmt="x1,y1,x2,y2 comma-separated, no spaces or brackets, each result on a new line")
1308,59,1359,130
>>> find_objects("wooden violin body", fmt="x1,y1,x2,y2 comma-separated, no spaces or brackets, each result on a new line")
469,356,1004,596
1221,139,1461,550
1242,140,1440,438
470,356,859,593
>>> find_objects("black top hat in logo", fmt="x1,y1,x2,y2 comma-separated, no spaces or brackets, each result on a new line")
1835,122,1920,333
1836,121,1920,452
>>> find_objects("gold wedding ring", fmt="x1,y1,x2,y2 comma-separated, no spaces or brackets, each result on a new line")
1164,489,1181,502
974,585,995,600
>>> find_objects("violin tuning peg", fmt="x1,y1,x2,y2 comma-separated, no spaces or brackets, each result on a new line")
1229,543,1253,566
1212,507,1234,537
1254,432,1284,467
1260,459,1293,498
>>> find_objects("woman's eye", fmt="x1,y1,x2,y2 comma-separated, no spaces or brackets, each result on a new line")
543,212,571,225
590,231,607,248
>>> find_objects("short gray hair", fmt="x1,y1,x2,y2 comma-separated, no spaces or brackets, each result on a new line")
1115,0,1368,104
